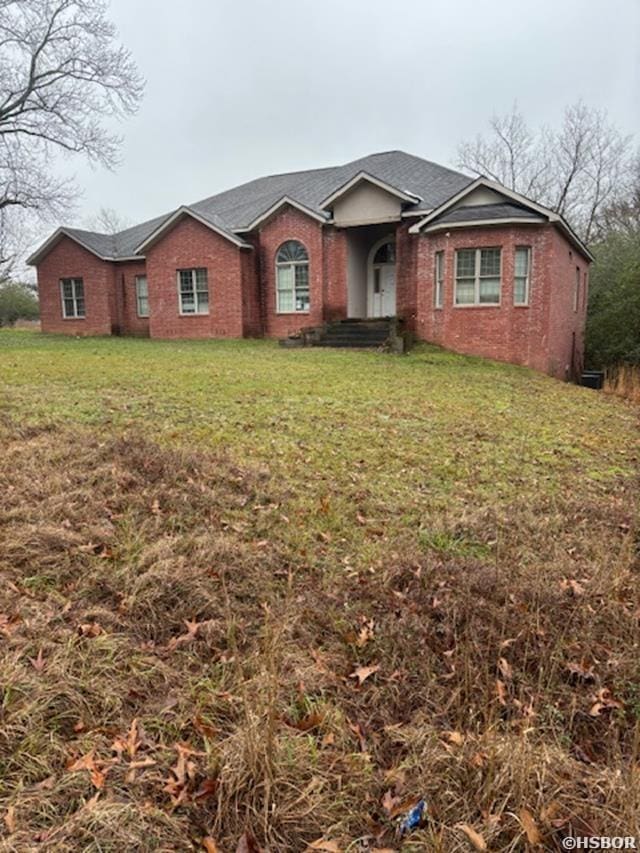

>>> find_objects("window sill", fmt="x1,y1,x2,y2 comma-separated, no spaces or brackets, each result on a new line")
453,303,501,309
276,311,310,316
178,312,209,317
513,304,530,309
62,315,86,320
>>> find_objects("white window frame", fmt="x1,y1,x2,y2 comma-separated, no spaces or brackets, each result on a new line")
177,268,209,315
60,277,85,319
434,250,444,309
454,247,502,307
275,241,310,314
514,246,531,306
135,275,149,318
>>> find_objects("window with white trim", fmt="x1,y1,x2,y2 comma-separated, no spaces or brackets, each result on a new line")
276,240,309,313
514,247,531,306
178,268,208,314
434,250,444,308
135,275,149,317
454,248,501,305
60,278,85,318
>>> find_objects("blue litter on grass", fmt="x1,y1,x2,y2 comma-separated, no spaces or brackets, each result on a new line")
398,799,426,835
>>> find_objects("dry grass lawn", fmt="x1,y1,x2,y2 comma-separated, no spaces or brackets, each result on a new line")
0,331,639,851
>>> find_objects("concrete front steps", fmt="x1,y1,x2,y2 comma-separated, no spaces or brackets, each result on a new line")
314,318,393,348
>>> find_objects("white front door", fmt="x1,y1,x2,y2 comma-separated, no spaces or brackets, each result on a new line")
370,265,396,317
369,238,397,318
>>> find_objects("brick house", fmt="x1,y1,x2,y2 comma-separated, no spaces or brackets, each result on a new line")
29,150,592,378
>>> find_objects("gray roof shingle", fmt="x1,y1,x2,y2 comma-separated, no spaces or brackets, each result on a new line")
430,202,547,225
36,151,475,262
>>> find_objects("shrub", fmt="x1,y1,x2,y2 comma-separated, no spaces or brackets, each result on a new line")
0,280,39,327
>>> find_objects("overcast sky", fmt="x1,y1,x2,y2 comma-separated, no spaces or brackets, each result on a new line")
61,0,640,231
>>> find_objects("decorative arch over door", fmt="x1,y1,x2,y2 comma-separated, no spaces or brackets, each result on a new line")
367,235,396,318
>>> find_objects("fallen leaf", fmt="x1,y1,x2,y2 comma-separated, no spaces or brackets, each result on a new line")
202,839,221,853
348,719,367,752
193,778,219,802
78,621,102,637
589,687,623,716
29,647,46,672
193,714,217,739
519,808,542,845
285,711,324,732
356,618,375,648
560,578,585,596
236,830,263,852
4,805,16,833
67,751,96,773
320,732,335,747
498,657,513,681
0,613,22,637
470,751,488,768
307,840,341,852
381,788,402,817
166,618,202,652
443,730,464,746
566,660,596,683
458,823,487,851
349,664,380,686
495,679,508,705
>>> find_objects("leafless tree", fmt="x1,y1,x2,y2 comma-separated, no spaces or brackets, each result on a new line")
0,0,143,272
84,206,131,234
457,101,635,244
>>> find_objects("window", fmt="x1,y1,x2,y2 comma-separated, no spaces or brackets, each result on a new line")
514,247,531,305
574,266,580,312
135,275,149,317
434,251,444,308
583,270,588,311
178,268,208,314
276,240,309,313
454,248,501,305
60,278,85,318
373,241,396,264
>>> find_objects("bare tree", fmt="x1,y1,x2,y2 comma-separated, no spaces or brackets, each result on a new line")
0,0,143,272
84,206,131,234
456,101,635,244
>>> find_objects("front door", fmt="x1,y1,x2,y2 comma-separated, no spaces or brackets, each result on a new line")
369,239,396,317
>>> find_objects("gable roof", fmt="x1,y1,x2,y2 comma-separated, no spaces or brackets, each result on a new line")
27,151,591,265
28,151,471,264
423,202,546,228
409,176,594,261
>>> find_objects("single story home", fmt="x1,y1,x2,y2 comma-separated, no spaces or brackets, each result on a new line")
28,150,592,378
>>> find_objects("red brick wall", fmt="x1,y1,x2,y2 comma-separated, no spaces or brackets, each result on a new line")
414,223,586,376
145,216,246,339
113,260,150,336
37,237,115,335
257,206,325,337
396,221,418,331
323,226,348,322
546,228,589,379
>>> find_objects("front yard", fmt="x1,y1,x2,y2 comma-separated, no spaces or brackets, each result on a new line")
0,331,638,851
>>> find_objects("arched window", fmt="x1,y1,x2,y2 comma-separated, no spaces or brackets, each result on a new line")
276,240,309,313
373,241,396,265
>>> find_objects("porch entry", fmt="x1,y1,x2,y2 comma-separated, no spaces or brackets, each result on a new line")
368,237,396,318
